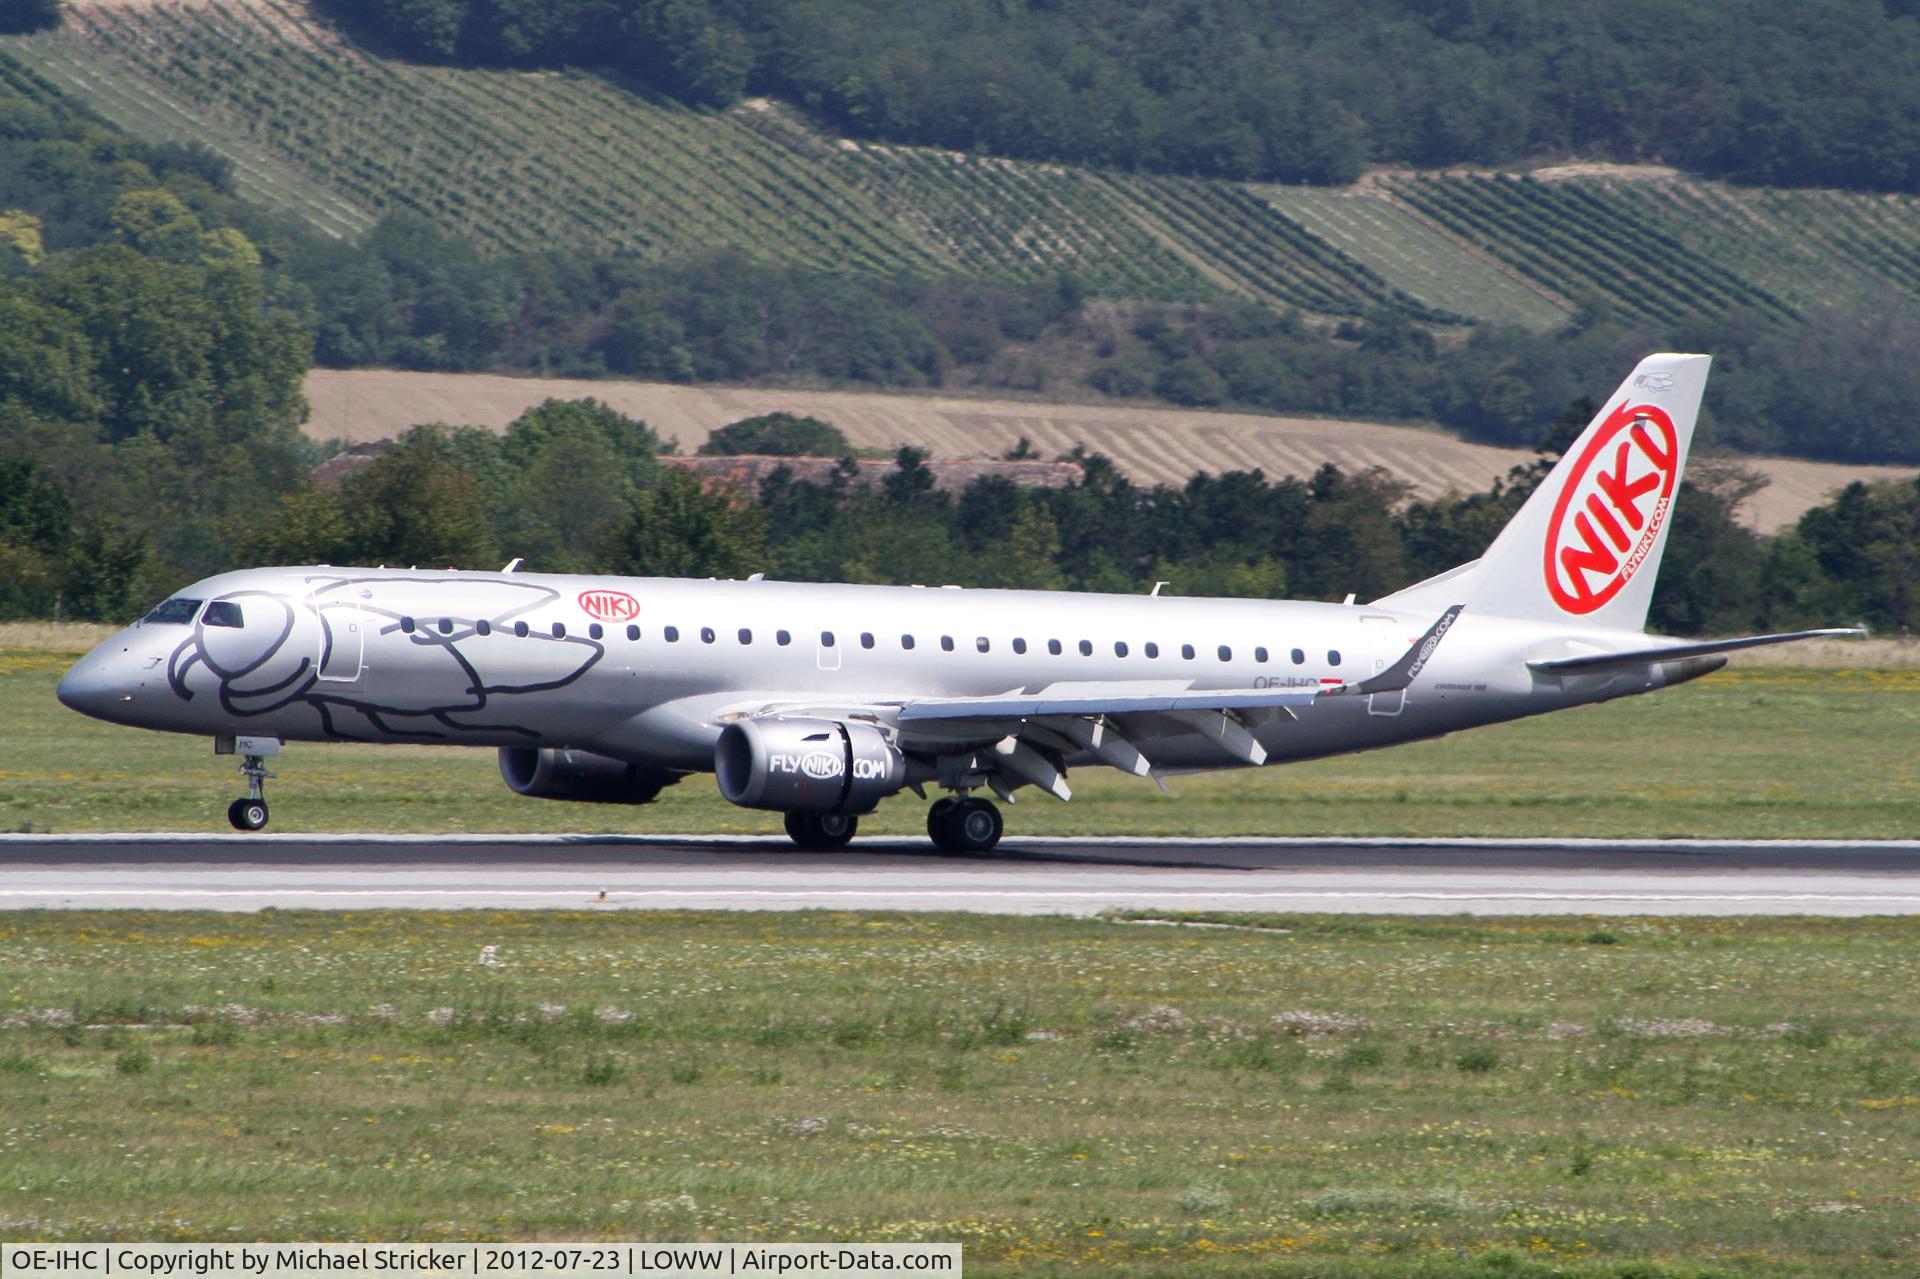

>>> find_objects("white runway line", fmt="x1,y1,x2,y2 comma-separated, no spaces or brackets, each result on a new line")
3,889,1915,903
6,833,1916,914
4,832,1920,850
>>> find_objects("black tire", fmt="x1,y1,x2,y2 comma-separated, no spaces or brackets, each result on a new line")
228,797,268,831
926,796,960,850
948,797,1003,851
785,810,857,850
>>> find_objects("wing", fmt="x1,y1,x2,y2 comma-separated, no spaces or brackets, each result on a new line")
749,605,1463,801
1528,626,1865,674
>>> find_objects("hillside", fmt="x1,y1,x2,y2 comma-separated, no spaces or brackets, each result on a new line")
301,369,1916,535
8,0,1920,333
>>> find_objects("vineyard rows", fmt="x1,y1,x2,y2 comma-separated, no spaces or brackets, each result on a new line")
1384,174,1799,324
1262,186,1572,331
6,0,1920,333
1,36,374,238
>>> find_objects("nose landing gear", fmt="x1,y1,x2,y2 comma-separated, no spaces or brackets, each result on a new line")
928,794,1003,852
216,735,280,832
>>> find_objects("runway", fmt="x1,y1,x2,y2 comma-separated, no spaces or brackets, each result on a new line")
3,834,1918,914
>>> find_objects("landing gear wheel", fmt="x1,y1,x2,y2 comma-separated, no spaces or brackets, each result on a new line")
947,797,1003,852
926,796,960,850
785,811,858,851
227,797,269,831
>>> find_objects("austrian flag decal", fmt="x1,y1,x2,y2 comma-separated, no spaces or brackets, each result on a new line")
1542,400,1680,614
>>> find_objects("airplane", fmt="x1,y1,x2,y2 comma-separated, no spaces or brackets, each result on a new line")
57,353,1860,850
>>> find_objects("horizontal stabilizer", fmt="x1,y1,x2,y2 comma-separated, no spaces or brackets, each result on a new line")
1528,628,1866,674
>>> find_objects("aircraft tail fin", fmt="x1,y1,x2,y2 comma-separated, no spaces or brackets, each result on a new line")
1377,353,1710,631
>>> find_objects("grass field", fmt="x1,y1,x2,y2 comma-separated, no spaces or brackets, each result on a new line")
5,642,1918,839
0,908,1914,1274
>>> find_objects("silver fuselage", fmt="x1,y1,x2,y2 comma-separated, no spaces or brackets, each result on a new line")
57,566,1709,781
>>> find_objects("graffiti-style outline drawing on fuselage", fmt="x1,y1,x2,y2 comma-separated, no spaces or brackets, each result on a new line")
164,574,605,742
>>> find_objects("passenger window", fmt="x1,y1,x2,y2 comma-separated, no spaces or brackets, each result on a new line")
1218,645,1232,662
941,636,955,652
476,620,491,636
1145,642,1160,658
1291,647,1305,664
1181,644,1196,660
143,598,204,625
1255,646,1268,663
553,623,567,639
821,631,836,648
437,618,453,634
626,624,640,641
739,628,753,645
976,637,990,653
1047,639,1062,656
203,602,245,629
901,635,916,650
1328,650,1342,666
514,621,529,638
1114,641,1128,658
1012,638,1027,655
702,627,716,644
665,626,680,642
777,630,791,646
400,617,416,634
861,633,875,649
589,623,604,640
1078,640,1093,656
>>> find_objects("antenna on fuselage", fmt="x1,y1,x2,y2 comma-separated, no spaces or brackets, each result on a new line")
502,558,523,573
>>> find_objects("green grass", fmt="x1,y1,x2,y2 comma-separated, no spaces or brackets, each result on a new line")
5,650,1918,838
0,908,1913,1275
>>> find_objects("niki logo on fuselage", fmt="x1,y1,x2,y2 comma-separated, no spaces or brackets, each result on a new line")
579,589,639,622
1542,401,1679,615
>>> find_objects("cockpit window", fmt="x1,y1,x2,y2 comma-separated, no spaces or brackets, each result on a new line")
202,601,245,628
143,598,204,625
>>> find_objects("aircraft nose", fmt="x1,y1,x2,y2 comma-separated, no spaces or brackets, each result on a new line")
57,648,131,722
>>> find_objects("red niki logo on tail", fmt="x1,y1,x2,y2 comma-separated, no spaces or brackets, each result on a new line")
1542,401,1679,614
578,589,640,622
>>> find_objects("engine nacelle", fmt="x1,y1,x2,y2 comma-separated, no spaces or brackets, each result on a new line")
715,717,907,814
498,747,675,804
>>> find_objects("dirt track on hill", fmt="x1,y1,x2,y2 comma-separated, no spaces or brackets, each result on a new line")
304,369,1917,534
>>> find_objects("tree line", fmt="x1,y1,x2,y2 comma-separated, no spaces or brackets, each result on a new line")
12,393,1889,638
311,0,1920,192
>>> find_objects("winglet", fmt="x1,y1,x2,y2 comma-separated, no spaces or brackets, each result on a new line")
1324,605,1463,698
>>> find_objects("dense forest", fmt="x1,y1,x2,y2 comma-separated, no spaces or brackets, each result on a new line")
314,0,1920,192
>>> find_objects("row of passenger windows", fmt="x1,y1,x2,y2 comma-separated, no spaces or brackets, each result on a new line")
398,615,1342,665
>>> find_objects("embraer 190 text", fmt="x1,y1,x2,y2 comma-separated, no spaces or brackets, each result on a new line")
59,355,1858,849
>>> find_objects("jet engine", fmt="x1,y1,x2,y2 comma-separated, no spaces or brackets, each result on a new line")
715,717,907,814
498,747,677,804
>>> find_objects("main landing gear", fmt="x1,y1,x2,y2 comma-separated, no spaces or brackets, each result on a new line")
780,795,1006,852
927,794,1003,852
216,735,280,831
